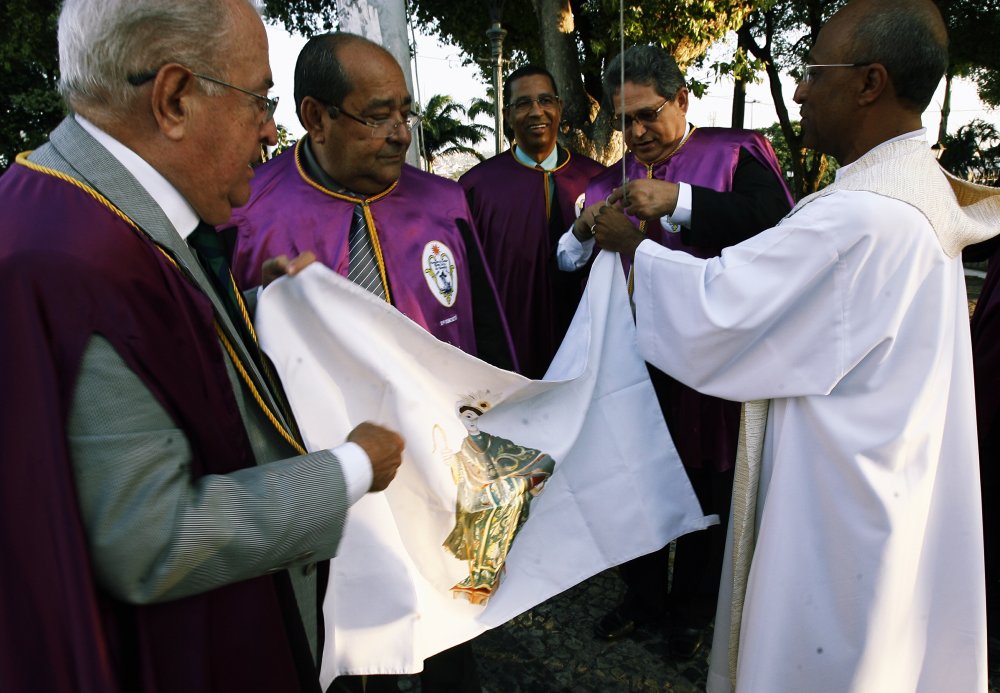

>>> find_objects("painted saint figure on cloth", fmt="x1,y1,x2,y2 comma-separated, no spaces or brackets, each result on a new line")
441,394,556,604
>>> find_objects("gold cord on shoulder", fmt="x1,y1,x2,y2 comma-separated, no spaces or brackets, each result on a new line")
16,153,306,455
627,126,698,296
648,124,698,169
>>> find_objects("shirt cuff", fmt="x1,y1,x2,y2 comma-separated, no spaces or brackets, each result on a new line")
330,441,373,505
660,182,692,232
556,225,596,271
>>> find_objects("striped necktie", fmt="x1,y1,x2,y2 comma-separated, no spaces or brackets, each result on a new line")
348,204,387,299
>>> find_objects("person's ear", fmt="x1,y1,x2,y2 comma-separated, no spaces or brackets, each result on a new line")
150,64,197,142
675,86,690,114
857,63,889,106
299,96,329,144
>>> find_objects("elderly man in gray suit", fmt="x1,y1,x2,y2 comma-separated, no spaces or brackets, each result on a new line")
0,1,404,691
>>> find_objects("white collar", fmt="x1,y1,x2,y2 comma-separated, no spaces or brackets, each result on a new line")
514,143,559,170
835,128,926,181
75,114,201,239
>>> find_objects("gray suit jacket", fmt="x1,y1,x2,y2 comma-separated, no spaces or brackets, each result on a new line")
29,117,349,663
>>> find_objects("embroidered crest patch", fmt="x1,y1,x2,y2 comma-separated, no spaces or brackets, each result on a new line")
422,240,458,307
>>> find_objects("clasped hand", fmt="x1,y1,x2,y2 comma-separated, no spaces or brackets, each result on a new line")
607,179,679,221
261,251,317,287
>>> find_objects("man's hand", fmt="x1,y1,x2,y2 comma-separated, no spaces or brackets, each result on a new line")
593,205,645,259
607,179,679,221
572,201,606,242
347,422,405,492
261,251,317,287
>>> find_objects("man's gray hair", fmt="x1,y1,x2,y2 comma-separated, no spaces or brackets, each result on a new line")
847,0,948,112
602,45,686,109
57,0,257,117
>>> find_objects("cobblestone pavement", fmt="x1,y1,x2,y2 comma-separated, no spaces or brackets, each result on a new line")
472,568,709,693
470,565,1000,692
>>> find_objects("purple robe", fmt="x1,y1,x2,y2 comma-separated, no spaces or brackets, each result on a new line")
460,147,605,378
0,162,314,691
970,241,1000,613
231,143,508,358
588,127,790,472
972,244,1000,458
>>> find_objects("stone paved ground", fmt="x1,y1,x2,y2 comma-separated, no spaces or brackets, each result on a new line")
470,565,1000,693
403,563,1000,692
396,566,711,693
472,568,710,693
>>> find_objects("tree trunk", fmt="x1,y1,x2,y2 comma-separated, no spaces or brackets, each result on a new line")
746,19,808,198
937,68,953,145
745,4,838,200
731,81,747,130
731,24,751,128
531,0,617,162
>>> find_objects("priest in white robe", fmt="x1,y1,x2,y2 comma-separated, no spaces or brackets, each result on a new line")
591,0,1000,691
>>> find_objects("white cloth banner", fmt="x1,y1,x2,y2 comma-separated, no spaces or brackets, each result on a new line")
256,251,712,685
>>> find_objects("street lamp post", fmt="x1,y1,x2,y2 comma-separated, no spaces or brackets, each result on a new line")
486,20,507,156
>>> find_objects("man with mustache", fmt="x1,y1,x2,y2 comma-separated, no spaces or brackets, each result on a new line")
230,32,506,692
231,33,513,372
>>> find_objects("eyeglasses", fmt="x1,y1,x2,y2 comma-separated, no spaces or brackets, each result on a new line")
612,99,670,131
798,62,873,84
508,94,561,114
327,104,421,139
127,68,279,122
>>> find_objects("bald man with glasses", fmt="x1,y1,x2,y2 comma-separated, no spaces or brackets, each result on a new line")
228,32,514,693
557,44,792,660
593,1,999,689
229,32,514,372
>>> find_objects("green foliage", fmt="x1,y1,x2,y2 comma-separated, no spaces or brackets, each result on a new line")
262,0,339,35
467,92,497,124
939,0,1000,107
738,0,999,195
0,0,64,173
975,68,1000,109
757,121,836,198
266,0,760,161
417,94,492,170
711,45,766,87
938,119,1000,184
406,0,756,159
258,123,298,166
739,0,844,198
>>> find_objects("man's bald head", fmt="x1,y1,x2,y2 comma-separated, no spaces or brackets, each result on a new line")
293,32,395,125
834,0,948,113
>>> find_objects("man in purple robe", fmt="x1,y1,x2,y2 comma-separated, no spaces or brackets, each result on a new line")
229,33,514,373
966,230,1000,654
557,45,793,658
229,33,500,692
459,66,605,378
0,2,405,692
